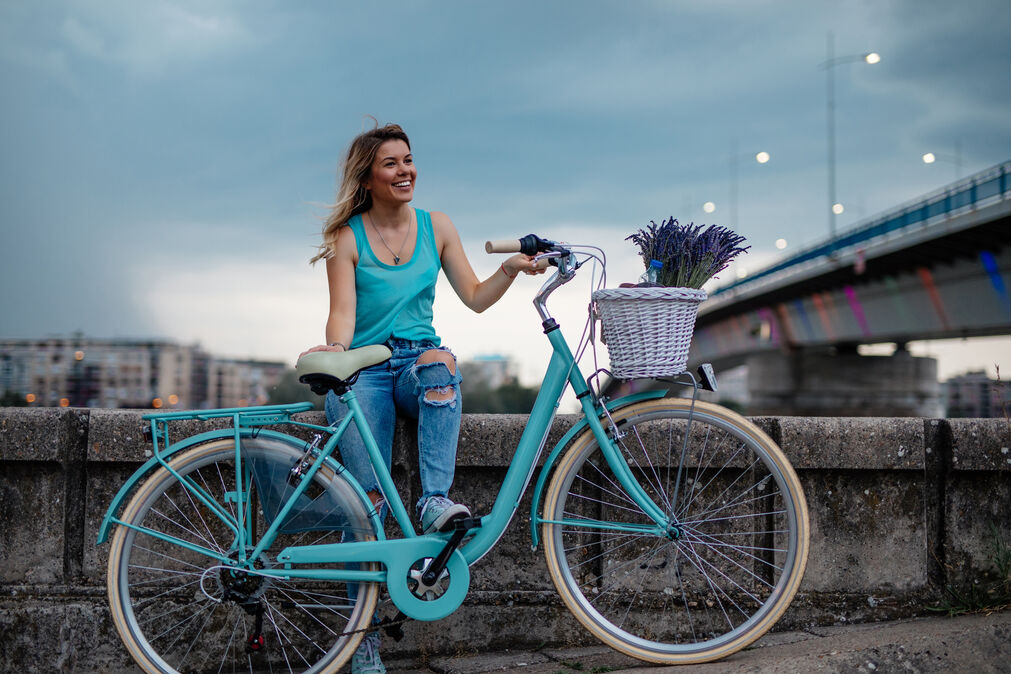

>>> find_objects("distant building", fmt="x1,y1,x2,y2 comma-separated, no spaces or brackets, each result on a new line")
943,370,1009,418
0,336,285,409
460,354,513,390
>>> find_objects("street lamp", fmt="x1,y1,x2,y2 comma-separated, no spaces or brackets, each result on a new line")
821,31,880,254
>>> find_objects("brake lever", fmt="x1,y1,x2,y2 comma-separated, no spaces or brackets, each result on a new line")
534,251,564,268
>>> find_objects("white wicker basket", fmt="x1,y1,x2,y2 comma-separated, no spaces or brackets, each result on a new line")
592,286,707,379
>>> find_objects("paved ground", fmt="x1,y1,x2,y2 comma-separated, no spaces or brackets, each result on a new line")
381,611,1011,673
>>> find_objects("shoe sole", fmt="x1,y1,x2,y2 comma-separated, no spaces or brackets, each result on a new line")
423,503,471,534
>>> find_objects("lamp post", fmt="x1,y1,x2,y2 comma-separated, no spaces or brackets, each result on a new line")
729,140,771,229
821,31,880,254
704,144,770,226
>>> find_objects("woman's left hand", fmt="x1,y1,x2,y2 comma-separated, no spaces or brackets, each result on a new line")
298,344,345,359
504,254,548,277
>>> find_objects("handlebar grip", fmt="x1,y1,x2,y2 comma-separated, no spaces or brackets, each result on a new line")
486,234,551,256
485,239,521,254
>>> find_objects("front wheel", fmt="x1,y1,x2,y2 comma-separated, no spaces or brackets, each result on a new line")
107,436,380,673
542,398,809,664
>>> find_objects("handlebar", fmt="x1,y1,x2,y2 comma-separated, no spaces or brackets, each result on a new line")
484,234,557,256
484,234,584,323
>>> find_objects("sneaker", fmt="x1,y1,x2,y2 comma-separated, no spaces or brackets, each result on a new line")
419,495,471,534
350,632,385,674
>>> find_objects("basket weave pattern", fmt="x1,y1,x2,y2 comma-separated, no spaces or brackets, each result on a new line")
592,286,707,379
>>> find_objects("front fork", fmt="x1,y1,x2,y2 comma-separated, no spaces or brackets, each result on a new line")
576,392,677,534
579,376,710,542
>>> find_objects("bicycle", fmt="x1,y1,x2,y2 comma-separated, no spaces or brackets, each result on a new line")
98,234,809,672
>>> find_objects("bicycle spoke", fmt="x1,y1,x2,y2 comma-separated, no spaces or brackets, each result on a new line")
108,437,378,673
544,399,808,663
619,424,673,512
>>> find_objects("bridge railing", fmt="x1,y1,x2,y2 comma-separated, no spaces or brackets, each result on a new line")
710,159,1010,300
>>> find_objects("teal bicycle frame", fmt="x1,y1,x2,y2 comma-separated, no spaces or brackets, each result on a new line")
99,252,674,622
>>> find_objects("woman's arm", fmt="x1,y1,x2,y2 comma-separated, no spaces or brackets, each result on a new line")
433,211,543,314
300,227,358,357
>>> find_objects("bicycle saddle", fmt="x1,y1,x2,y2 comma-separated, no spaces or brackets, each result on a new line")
295,345,392,394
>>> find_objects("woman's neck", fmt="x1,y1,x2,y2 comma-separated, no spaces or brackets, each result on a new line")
368,201,412,229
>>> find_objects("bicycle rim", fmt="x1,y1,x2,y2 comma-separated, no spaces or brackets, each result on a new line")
107,437,379,673
542,398,809,664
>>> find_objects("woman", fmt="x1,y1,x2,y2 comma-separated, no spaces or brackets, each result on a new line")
302,123,542,674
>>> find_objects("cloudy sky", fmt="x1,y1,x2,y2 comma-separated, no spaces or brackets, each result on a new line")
2,0,1010,386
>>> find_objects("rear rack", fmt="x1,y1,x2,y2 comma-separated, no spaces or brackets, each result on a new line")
141,402,318,457
142,401,315,425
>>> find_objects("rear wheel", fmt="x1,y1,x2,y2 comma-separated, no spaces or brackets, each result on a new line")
107,436,379,673
542,398,808,664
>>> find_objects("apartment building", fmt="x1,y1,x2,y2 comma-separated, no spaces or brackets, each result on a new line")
943,370,1009,418
0,336,285,409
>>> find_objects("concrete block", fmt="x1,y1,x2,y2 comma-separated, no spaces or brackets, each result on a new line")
0,464,67,583
799,471,928,593
7,406,1011,672
948,418,1011,471
0,591,132,673
454,467,554,593
944,473,1011,587
84,462,144,581
0,406,86,461
457,414,528,466
87,408,233,462
778,417,925,470
456,414,578,467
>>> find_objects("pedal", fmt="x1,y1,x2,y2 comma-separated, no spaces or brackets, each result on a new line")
440,515,482,534
421,517,482,586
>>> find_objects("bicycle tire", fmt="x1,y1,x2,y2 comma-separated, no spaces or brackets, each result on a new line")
107,436,380,673
542,398,809,664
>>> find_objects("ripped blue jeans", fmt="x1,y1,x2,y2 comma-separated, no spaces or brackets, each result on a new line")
324,338,463,518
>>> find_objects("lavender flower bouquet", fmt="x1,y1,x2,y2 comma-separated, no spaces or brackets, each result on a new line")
626,217,750,289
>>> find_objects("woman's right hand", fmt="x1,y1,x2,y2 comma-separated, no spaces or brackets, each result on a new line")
298,344,346,359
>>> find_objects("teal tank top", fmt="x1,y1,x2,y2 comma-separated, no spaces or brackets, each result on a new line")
347,208,441,347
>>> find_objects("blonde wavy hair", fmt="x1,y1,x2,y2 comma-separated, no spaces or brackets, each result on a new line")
310,122,412,264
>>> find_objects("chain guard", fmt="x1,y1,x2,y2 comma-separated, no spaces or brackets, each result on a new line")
385,543,470,620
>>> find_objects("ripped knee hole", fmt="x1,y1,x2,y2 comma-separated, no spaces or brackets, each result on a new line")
424,385,456,403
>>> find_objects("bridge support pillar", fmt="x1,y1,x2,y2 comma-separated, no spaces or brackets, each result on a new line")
745,347,942,417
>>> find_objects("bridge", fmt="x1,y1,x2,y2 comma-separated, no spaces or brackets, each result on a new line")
684,160,1011,416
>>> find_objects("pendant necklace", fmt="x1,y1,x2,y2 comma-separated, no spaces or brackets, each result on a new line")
368,211,412,264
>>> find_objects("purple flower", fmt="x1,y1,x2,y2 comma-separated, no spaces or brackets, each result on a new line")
626,217,750,288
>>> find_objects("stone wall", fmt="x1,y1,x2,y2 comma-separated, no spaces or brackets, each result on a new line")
1,407,1009,672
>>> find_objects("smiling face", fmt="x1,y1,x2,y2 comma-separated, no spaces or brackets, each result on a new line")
363,139,416,206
